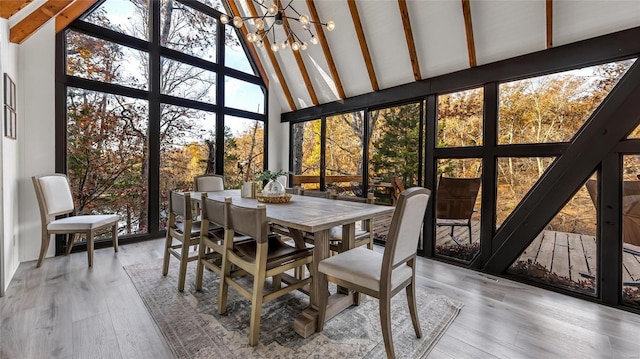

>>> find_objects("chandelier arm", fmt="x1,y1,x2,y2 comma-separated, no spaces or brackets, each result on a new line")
252,0,269,11
284,1,299,16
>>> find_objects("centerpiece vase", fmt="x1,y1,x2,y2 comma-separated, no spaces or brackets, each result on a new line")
262,179,285,197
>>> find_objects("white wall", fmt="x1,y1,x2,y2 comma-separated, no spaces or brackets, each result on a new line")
1,19,21,294
267,82,288,172
17,21,56,265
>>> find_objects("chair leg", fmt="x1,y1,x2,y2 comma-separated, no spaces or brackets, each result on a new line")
162,231,172,277
65,233,76,256
468,222,472,245
380,294,395,359
406,282,422,338
272,274,282,290
112,224,119,252
177,236,190,292
195,238,207,291
249,242,268,346
36,231,50,268
87,231,94,268
218,246,231,315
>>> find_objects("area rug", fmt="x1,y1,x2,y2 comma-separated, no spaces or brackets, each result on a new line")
125,261,463,359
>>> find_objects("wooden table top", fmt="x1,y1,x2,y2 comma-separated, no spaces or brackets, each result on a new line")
190,189,394,233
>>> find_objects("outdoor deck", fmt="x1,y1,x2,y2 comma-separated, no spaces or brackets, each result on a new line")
430,220,640,284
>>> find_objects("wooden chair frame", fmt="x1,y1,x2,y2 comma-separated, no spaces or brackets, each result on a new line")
435,175,481,246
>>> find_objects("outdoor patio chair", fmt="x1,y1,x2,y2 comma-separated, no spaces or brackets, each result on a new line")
32,174,120,268
162,191,201,292
317,187,431,359
435,175,481,246
218,198,313,346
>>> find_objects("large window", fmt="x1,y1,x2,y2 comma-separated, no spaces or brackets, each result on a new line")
59,0,266,247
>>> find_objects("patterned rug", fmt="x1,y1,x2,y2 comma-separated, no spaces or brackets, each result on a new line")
125,261,463,359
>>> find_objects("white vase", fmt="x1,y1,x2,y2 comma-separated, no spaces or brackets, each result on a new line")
262,179,285,197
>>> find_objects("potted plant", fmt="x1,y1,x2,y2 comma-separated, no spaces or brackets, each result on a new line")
255,169,290,197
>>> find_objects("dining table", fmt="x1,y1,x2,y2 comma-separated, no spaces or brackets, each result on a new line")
189,189,395,338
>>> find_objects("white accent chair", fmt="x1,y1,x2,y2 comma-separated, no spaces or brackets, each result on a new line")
193,174,224,192
317,187,431,359
32,174,120,268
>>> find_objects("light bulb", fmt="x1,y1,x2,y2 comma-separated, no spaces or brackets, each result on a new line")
257,40,264,48
220,14,229,25
291,41,300,51
310,35,319,45
326,20,335,31
246,32,256,42
233,16,243,28
255,19,264,31
299,14,310,26
271,42,279,52
300,42,308,50
268,4,278,15
280,40,288,49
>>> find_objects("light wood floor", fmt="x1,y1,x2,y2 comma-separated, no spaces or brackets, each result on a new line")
2,239,640,358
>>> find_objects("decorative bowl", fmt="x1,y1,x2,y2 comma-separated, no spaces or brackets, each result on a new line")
256,193,292,204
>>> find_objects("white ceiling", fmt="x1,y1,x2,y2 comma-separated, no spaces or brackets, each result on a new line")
232,0,640,113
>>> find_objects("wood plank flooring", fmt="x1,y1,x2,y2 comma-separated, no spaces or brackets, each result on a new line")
2,239,640,358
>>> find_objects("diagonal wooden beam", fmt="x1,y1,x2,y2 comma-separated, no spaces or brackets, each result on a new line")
0,0,33,19
347,0,379,91
461,0,477,67
280,10,319,105
227,0,269,89
241,0,297,111
10,0,74,43
55,0,98,33
546,0,553,48
397,0,421,81
306,0,345,99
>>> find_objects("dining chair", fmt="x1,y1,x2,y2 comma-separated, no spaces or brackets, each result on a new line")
32,174,120,268
195,193,252,290
317,187,431,359
218,197,313,346
162,191,201,292
193,174,225,192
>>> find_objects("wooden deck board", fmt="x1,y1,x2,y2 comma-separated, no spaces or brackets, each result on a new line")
581,235,597,276
551,232,570,279
520,231,544,264
623,251,640,282
568,232,588,282
537,231,556,271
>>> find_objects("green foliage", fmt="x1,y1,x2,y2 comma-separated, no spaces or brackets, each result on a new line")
254,169,290,182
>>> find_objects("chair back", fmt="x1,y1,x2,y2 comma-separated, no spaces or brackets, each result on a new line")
436,175,481,220
194,174,224,192
201,193,225,227
276,175,288,188
224,198,269,243
32,174,75,221
384,187,431,267
300,189,330,198
169,191,193,220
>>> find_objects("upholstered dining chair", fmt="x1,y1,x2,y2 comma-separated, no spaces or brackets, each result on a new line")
317,187,431,359
32,174,120,268
218,197,313,346
329,193,376,252
163,191,201,292
193,174,225,192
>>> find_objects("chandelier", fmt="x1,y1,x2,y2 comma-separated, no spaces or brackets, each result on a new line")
220,0,335,52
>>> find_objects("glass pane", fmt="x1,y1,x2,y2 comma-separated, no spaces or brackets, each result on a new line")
292,120,321,189
326,112,364,194
66,30,148,90
160,2,217,61
500,59,635,144
509,174,597,296
369,103,422,205
224,116,264,188
224,77,265,114
437,88,483,147
225,26,256,75
161,57,216,103
496,157,555,228
622,155,640,308
82,0,148,41
66,87,149,236
194,0,225,11
434,158,482,261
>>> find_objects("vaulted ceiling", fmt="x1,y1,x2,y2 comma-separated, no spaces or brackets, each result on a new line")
3,0,640,114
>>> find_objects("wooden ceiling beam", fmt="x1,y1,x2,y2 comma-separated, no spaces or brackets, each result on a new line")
347,0,379,91
307,0,345,99
397,0,422,81
0,0,33,19
55,0,98,33
227,0,270,89
546,0,553,48
241,0,297,111
280,10,319,105
461,0,477,67
10,0,74,44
